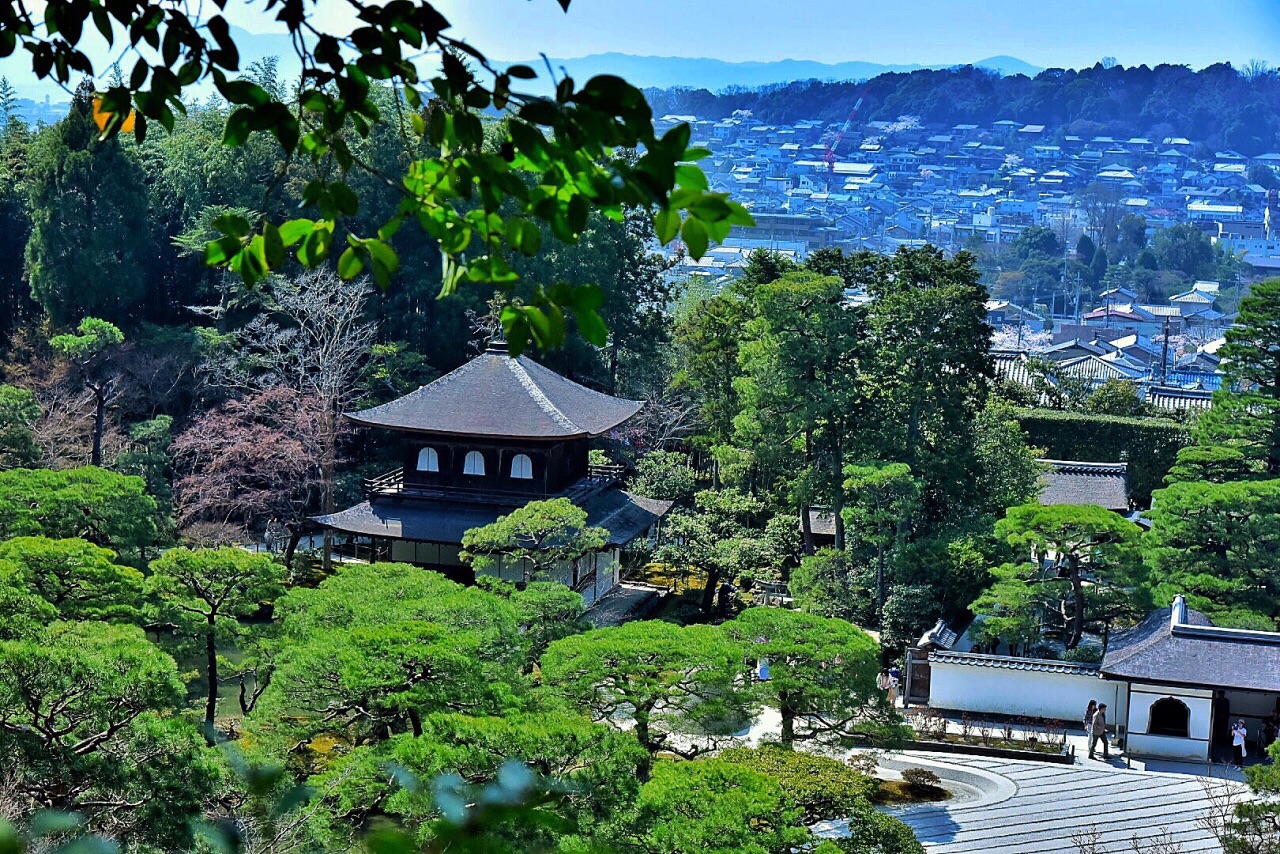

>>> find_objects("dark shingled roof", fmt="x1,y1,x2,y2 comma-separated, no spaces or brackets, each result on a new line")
930,650,1102,676
1038,460,1130,511
313,489,672,548
345,344,643,439
1101,598,1280,692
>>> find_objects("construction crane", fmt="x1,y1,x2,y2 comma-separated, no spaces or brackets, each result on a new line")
823,96,865,175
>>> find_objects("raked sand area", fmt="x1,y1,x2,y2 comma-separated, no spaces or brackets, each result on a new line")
830,751,1249,853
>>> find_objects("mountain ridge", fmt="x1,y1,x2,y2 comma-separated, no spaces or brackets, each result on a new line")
497,52,1045,92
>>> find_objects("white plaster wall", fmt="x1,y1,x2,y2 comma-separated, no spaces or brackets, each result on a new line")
1127,733,1208,761
929,661,1121,722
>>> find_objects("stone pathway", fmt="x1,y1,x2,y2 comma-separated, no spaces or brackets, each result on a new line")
882,752,1245,853
582,582,661,627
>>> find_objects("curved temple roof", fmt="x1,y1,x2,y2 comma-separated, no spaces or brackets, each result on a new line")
346,343,643,439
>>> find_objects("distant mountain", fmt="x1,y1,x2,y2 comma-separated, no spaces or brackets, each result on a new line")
500,52,1045,92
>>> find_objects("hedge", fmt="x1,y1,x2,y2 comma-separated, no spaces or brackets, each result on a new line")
1015,408,1190,507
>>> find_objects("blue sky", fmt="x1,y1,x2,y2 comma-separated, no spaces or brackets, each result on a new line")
389,0,1280,67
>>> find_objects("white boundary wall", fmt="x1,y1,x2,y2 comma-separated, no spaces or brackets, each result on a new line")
928,653,1127,723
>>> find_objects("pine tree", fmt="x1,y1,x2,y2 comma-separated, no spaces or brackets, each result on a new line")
25,79,148,326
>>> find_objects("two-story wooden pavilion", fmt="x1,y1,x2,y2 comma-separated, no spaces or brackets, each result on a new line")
313,342,671,606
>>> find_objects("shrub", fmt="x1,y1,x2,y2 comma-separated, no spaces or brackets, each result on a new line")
1062,645,1104,664
901,767,944,795
717,745,875,822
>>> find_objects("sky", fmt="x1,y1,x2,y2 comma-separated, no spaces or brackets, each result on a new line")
275,0,1280,68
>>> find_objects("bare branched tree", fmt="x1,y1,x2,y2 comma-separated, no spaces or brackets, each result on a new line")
185,270,376,567
1070,824,1103,854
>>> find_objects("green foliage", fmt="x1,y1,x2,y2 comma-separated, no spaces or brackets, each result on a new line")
881,585,944,653
717,745,875,822
462,498,608,582
981,503,1147,649
1221,278,1280,474
810,800,926,854
626,759,810,854
723,607,892,746
1015,408,1189,506
1145,479,1280,626
26,87,147,326
972,402,1046,517
0,621,215,844
48,317,124,360
148,547,285,728
310,712,644,849
0,466,158,553
477,577,588,668
655,487,768,612
1164,444,1253,485
0,536,144,622
541,620,751,777
790,548,865,623
0,385,40,470
261,564,527,746
1082,379,1150,418
628,450,698,507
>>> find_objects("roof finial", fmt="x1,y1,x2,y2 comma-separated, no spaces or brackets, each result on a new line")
485,338,509,355
1171,594,1187,628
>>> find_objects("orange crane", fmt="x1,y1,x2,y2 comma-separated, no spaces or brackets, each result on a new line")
823,96,865,174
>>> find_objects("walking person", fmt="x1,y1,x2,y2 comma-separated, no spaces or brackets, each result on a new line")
1088,704,1109,760
1083,700,1097,740
888,665,901,707
1232,720,1248,767
877,669,892,700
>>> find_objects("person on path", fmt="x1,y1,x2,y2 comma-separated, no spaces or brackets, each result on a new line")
888,665,901,706
1083,700,1098,739
1232,720,1248,767
1088,704,1109,760
877,669,891,697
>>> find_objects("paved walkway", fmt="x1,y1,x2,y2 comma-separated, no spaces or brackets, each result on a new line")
880,751,1246,853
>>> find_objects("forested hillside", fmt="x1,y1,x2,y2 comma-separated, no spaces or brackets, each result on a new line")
647,62,1280,155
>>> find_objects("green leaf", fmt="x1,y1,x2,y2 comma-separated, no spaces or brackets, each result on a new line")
278,219,314,247
681,217,709,259
337,247,365,279
329,182,359,217
223,107,252,146
212,212,250,238
654,207,681,244
575,307,607,346
675,164,709,192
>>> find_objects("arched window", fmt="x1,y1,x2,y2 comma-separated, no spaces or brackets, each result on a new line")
416,447,439,472
510,453,533,480
1148,696,1190,738
463,451,486,476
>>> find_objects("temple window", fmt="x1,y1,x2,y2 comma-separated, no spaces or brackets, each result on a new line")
463,451,486,476
510,454,533,480
1148,697,1190,738
416,447,439,472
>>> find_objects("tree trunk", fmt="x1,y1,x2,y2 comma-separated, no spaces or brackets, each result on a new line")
700,567,721,614
779,693,796,748
91,387,107,467
635,710,654,782
800,502,815,555
283,527,303,573
876,545,887,620
204,614,218,744
321,409,336,575
1068,563,1085,650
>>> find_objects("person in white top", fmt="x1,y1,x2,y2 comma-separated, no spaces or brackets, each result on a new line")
1232,720,1248,767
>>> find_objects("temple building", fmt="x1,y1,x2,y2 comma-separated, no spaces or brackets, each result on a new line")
313,342,671,606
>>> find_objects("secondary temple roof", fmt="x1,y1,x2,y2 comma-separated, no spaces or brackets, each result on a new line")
345,342,643,440
313,490,672,548
1101,596,1280,693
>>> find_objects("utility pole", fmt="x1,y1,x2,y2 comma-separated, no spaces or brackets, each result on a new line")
1160,316,1171,385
